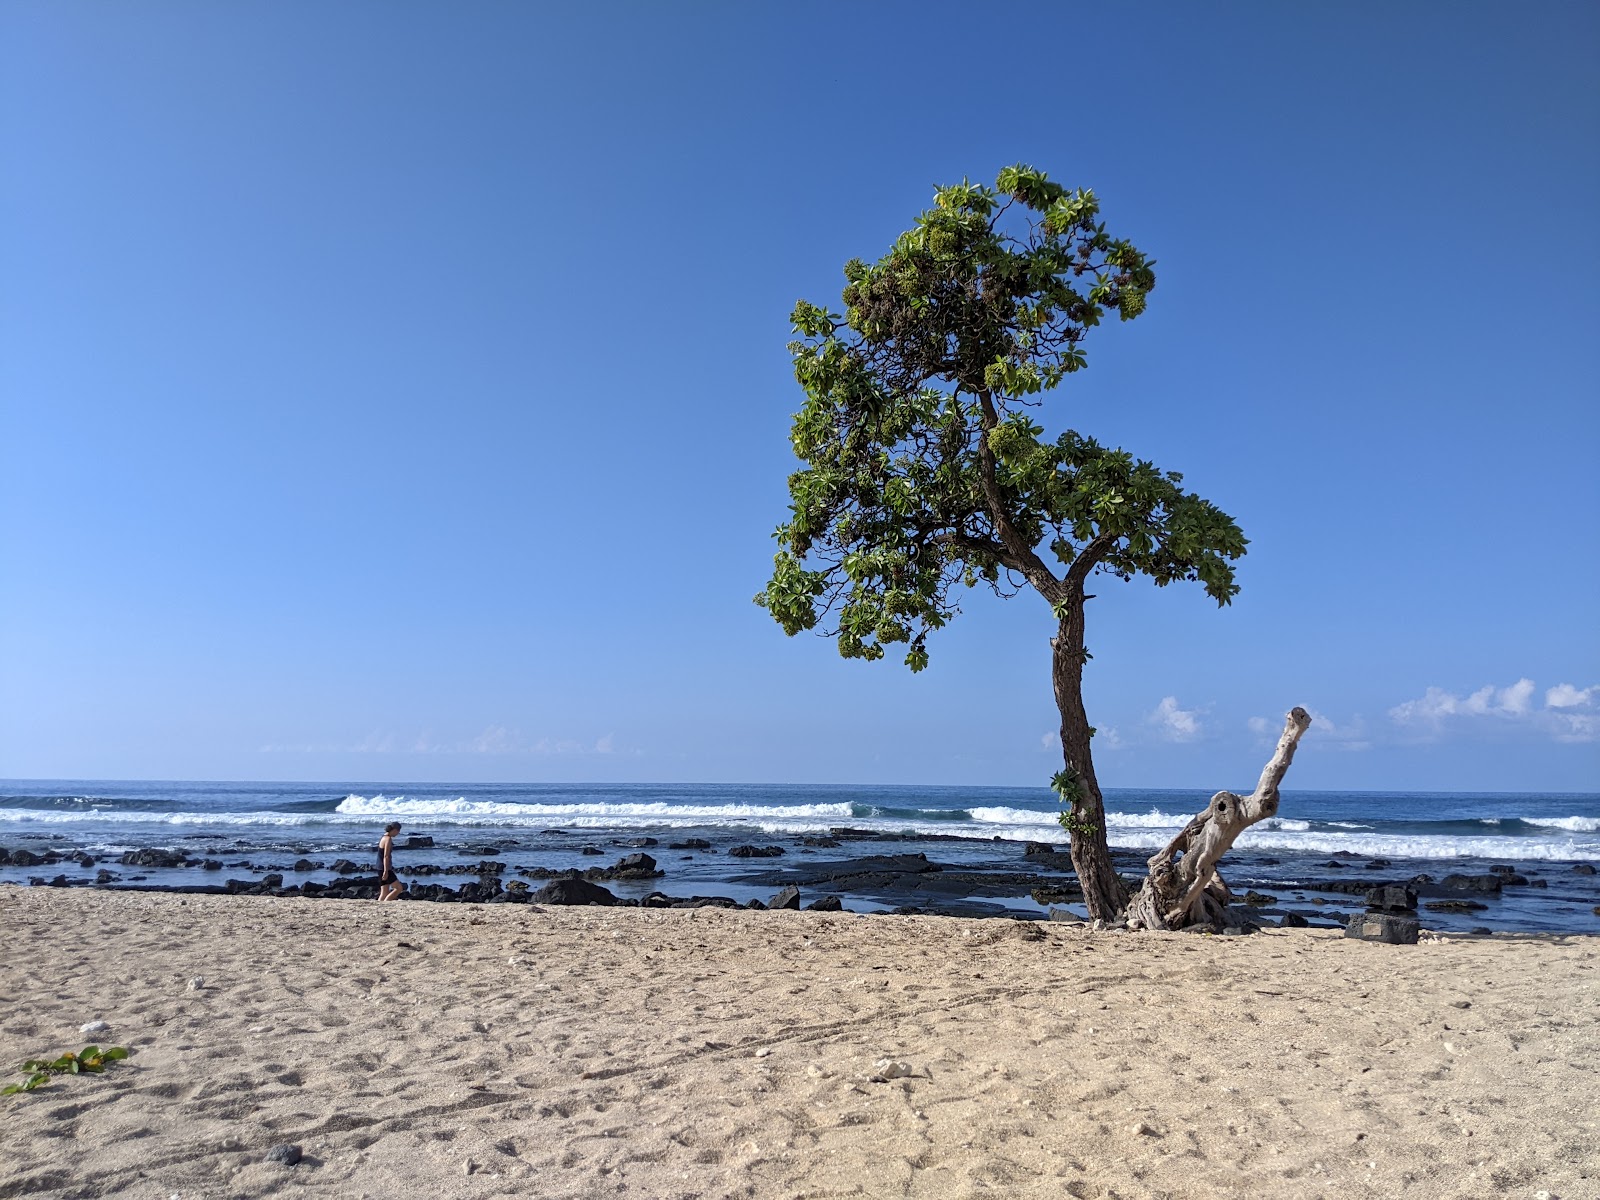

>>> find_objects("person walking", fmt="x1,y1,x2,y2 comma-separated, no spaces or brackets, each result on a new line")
377,821,405,900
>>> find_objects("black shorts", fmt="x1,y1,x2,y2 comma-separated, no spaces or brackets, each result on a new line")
380,872,398,885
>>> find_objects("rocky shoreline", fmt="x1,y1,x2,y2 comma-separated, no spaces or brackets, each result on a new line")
4,828,1597,934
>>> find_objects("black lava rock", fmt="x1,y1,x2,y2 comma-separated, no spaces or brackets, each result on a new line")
119,849,187,869
769,885,801,910
1365,885,1417,913
264,1144,302,1167
1441,873,1502,894
729,845,785,858
532,878,617,906
1344,912,1420,945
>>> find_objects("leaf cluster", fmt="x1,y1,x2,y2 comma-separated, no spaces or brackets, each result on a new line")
758,165,1245,669
3,1045,129,1095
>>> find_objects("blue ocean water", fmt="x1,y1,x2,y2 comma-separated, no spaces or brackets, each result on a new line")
2,780,1597,932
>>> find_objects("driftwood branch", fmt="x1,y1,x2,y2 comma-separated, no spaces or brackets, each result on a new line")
1126,707,1312,932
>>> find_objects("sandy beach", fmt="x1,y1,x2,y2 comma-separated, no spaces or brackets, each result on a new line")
1,889,1595,1199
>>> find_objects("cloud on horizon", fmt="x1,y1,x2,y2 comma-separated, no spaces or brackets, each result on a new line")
1388,678,1598,743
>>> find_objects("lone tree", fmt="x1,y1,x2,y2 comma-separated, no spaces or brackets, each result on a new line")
758,165,1306,924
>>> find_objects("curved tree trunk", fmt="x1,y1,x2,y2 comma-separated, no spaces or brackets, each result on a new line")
1126,707,1312,931
1052,598,1127,921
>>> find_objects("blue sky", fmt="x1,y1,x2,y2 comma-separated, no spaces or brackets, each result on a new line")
2,2,1596,792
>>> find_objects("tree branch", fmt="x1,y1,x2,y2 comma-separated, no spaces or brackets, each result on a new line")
974,390,1063,600
1125,707,1312,931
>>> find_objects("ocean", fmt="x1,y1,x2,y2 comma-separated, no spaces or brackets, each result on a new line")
2,780,1596,934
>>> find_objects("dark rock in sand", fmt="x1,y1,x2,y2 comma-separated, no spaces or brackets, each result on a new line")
119,848,187,869
1280,912,1310,928
260,874,284,889
729,845,786,858
1344,912,1419,945
1441,873,1502,894
533,878,617,906
1425,899,1488,913
457,878,503,903
264,1144,302,1167
1365,885,1417,913
806,895,844,912
668,839,712,850
769,885,801,910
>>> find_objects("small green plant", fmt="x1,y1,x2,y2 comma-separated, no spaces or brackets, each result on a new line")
1051,769,1099,837
2,1046,128,1095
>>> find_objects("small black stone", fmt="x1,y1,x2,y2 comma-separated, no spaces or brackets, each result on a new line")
264,1144,302,1167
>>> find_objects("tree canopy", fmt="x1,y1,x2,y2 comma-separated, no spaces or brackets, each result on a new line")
758,165,1248,669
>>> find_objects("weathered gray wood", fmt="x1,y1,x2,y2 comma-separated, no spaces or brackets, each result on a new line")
1126,707,1312,931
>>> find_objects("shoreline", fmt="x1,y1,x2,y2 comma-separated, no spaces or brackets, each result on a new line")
2,888,1596,1199
4,823,1599,935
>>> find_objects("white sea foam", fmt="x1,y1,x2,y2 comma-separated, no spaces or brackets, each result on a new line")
1105,827,1598,861
333,795,857,822
1521,815,1600,832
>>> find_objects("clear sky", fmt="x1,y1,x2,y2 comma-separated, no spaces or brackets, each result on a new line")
2,2,1596,792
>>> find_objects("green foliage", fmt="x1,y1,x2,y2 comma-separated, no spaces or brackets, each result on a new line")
1050,768,1099,836
2,1046,129,1096
756,165,1246,669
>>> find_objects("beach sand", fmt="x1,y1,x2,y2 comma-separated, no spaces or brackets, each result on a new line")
0,890,1594,1199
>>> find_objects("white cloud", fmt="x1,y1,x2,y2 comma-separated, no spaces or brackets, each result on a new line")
1547,683,1598,709
1149,696,1202,742
1390,679,1537,724
1389,678,1600,743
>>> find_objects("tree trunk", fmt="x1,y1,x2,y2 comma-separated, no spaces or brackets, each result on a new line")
1125,707,1312,932
1051,597,1127,921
